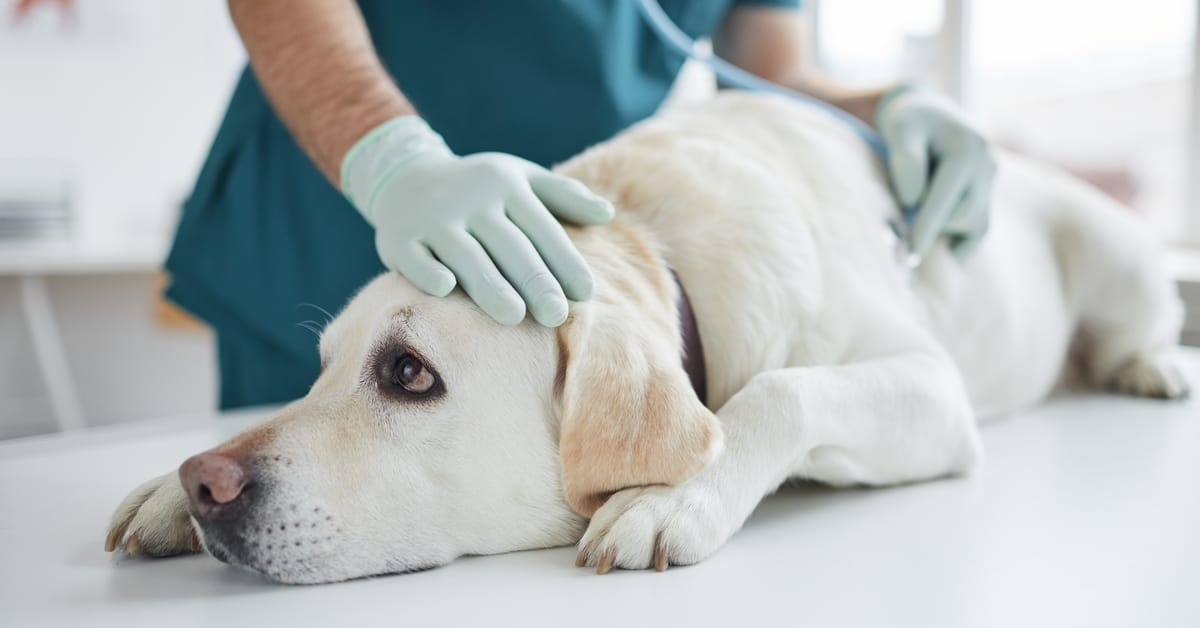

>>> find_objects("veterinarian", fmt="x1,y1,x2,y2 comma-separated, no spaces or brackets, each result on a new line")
166,0,996,409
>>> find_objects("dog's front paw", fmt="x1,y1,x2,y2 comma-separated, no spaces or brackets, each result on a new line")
575,484,734,574
104,471,200,557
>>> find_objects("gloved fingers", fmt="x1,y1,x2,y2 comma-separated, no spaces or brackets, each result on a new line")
948,182,993,262
506,189,596,302
881,124,930,209
942,167,992,234
527,170,615,226
379,239,457,297
942,184,980,235
470,215,569,327
908,151,972,259
944,149,995,258
428,231,526,326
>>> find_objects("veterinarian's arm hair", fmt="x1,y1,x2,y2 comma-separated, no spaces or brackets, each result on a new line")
713,6,887,124
227,0,416,185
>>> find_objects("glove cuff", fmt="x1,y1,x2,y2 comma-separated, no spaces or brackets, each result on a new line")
340,115,453,224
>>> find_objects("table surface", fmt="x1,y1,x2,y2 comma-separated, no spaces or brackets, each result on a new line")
2,351,1198,628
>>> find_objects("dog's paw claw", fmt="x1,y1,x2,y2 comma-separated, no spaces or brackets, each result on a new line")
653,540,668,572
596,548,616,575
124,530,144,556
104,519,130,553
574,541,594,568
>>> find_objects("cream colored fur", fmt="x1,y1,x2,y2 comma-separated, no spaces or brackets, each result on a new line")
106,93,1188,583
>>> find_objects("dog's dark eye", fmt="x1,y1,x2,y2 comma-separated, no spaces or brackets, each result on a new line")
393,355,434,393
378,351,440,398
375,346,443,400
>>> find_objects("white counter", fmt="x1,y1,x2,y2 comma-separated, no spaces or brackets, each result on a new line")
0,231,168,276
2,351,1198,628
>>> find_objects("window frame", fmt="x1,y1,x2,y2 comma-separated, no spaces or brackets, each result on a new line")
1189,0,1200,245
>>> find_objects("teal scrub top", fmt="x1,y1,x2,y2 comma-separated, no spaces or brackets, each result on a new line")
167,0,800,408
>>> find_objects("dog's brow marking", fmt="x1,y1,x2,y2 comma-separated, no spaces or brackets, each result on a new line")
389,306,416,324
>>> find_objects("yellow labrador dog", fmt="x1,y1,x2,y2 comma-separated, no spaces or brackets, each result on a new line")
105,93,1188,584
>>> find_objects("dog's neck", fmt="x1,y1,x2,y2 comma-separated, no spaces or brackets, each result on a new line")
671,269,707,405
563,216,709,405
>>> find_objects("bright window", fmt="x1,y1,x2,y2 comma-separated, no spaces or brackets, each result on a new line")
815,0,1200,245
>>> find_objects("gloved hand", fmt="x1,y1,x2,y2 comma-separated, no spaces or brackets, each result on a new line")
341,116,614,327
876,85,996,261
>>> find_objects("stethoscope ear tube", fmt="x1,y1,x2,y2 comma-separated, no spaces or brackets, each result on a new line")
635,0,921,266
634,0,890,161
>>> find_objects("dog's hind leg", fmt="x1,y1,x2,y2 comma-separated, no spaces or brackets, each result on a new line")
1052,173,1189,399
576,340,981,572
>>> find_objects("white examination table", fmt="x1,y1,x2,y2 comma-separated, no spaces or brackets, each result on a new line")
2,349,1198,628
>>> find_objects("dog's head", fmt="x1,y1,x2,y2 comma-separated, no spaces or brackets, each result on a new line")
180,244,722,583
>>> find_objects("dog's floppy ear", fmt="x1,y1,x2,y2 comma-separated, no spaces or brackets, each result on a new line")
555,248,723,518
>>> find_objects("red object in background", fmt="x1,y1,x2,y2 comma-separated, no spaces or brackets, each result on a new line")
1063,167,1140,209
12,0,74,21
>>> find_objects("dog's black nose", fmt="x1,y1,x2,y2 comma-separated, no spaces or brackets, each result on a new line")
179,451,250,519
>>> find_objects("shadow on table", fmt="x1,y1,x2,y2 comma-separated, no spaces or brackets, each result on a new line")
748,479,910,525
71,543,278,603
75,477,956,601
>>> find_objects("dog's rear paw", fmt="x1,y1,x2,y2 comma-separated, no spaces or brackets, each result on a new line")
105,471,201,557
1108,355,1191,400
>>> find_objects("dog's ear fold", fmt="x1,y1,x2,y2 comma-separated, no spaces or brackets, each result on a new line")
556,291,723,519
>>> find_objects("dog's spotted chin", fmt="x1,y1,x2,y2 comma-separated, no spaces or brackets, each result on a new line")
192,486,344,583
197,523,439,584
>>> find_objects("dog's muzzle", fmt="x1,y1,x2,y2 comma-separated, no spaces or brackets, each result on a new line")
178,451,339,579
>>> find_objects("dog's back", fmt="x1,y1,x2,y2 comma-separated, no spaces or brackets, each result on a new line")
559,92,1187,417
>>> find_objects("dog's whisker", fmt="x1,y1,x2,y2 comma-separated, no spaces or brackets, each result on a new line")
296,321,323,339
297,302,335,325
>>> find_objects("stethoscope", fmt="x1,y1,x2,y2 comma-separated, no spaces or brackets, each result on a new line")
635,0,922,268
635,0,890,160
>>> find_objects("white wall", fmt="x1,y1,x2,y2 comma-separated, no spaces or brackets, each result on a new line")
0,2,242,438
0,0,244,237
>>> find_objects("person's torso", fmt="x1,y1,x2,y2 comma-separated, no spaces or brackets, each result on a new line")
166,0,769,405
360,0,741,164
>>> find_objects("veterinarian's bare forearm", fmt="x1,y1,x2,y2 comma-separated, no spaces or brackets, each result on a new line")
714,6,887,124
227,0,414,185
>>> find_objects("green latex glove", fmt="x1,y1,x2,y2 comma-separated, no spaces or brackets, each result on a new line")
341,116,614,327
876,85,997,261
